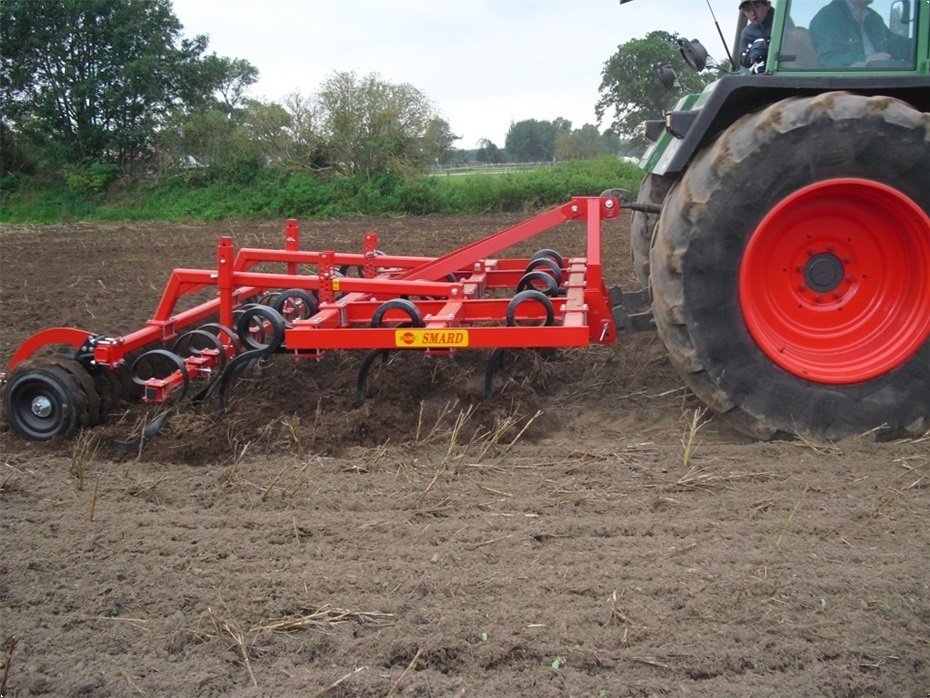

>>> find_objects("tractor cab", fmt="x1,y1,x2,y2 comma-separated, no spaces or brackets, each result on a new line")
756,0,928,75
640,0,929,176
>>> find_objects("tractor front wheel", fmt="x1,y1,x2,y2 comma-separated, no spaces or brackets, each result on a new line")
650,93,930,440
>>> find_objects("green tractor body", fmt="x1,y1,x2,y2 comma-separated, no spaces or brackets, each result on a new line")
633,0,930,440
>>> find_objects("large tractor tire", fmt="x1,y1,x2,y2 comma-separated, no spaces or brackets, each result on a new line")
650,93,930,440
630,173,672,289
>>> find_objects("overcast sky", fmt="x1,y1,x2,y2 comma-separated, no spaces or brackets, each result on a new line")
170,0,740,148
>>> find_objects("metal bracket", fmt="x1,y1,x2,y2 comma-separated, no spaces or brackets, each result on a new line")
613,307,656,335
610,286,654,334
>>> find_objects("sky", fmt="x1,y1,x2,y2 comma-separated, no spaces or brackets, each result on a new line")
170,0,741,149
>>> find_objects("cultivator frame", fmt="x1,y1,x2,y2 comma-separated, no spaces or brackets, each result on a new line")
1,195,654,442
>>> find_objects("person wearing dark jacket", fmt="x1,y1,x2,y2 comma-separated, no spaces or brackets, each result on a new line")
810,0,912,67
738,0,775,73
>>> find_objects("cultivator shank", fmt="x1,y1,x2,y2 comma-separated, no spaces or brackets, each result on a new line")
2,196,647,441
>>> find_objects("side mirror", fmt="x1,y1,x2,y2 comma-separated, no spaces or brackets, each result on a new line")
890,0,911,36
897,0,911,23
656,64,677,89
678,39,708,71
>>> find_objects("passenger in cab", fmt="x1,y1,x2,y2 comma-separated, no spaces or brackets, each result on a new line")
739,0,775,73
810,0,912,67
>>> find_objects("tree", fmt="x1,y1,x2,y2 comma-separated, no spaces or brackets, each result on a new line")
240,100,296,168
505,118,569,162
312,71,456,178
596,30,719,148
0,0,256,172
476,138,506,164
0,120,33,176
189,55,259,117
422,116,459,167
554,124,613,161
277,91,329,172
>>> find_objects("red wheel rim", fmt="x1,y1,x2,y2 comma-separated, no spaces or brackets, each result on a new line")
740,178,930,384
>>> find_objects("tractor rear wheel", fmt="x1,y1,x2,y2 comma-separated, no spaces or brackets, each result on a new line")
650,93,930,440
630,173,672,289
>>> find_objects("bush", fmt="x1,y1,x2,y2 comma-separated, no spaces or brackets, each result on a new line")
0,181,97,223
391,177,445,215
0,171,28,193
1,156,644,223
63,162,120,196
263,172,331,218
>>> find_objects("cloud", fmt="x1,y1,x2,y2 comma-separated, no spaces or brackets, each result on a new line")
171,0,738,147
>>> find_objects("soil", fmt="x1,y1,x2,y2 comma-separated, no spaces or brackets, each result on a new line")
0,213,927,697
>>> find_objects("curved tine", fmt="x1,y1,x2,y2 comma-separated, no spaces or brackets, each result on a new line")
173,328,227,373
130,348,190,402
213,316,284,408
198,322,241,353
484,348,507,400
356,349,390,406
216,346,267,409
110,410,172,453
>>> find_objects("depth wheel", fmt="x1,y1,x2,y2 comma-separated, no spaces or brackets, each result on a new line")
3,366,87,440
650,93,930,440
52,357,101,427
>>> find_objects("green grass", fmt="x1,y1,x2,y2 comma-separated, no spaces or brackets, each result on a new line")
0,157,644,224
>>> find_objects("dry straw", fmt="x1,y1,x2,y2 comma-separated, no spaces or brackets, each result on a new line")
252,605,394,633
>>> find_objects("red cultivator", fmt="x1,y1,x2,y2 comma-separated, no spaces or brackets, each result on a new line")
1,195,653,443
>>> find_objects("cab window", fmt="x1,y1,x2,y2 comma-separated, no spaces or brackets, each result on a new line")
777,0,917,70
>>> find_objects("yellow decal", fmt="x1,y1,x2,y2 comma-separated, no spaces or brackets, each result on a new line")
395,329,469,348
332,278,341,292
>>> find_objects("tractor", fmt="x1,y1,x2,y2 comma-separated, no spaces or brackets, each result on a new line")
630,0,930,440
1,0,928,443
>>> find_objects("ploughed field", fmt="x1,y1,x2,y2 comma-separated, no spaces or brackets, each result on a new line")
0,214,927,696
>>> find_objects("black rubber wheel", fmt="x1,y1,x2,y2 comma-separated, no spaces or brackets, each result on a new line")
272,289,318,323
53,357,101,427
516,270,560,296
630,173,672,289
650,93,930,441
506,290,555,327
530,249,564,269
236,305,287,352
3,365,87,440
525,256,561,282
371,298,424,328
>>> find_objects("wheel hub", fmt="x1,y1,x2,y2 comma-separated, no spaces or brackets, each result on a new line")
31,395,53,418
804,252,844,293
740,178,930,384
